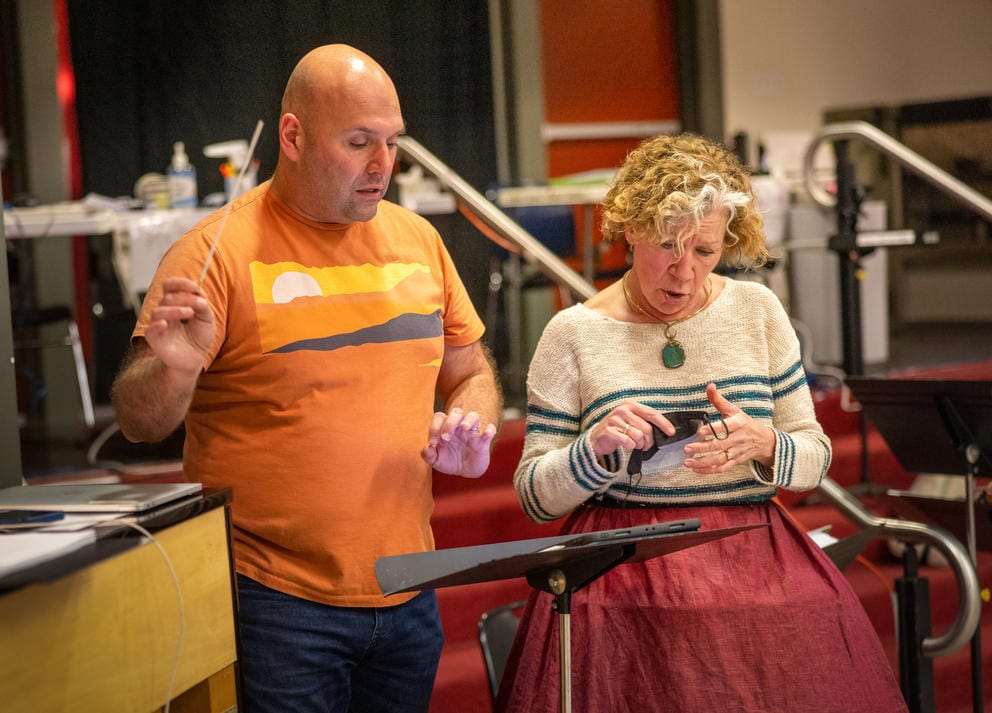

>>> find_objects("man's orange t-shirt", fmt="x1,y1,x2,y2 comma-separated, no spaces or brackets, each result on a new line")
134,182,484,607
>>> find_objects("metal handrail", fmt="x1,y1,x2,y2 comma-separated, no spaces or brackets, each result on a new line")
402,131,981,659
818,478,980,657
803,120,992,223
397,136,596,301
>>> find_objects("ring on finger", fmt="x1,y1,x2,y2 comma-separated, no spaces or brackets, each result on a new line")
620,422,631,436
724,449,732,462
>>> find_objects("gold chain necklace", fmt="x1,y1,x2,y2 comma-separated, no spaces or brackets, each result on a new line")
621,269,713,369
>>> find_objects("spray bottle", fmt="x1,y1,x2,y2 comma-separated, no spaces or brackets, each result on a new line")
204,139,258,202
167,141,198,208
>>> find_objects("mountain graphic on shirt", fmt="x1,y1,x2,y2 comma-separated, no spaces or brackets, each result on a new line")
250,260,442,353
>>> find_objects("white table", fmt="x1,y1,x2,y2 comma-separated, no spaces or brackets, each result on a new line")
493,183,609,282
112,208,213,311
3,203,117,239
4,203,211,315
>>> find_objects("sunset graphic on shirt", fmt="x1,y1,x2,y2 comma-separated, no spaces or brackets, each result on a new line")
250,261,442,353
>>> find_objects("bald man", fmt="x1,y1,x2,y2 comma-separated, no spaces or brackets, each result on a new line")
112,44,502,712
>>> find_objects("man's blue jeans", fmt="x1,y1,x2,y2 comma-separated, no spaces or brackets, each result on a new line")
236,574,444,713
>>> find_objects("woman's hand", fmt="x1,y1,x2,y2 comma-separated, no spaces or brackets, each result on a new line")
588,399,674,457
683,383,776,473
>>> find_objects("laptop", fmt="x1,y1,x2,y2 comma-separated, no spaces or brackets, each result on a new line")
0,482,203,513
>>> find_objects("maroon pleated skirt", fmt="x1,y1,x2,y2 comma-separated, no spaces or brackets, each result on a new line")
494,501,908,713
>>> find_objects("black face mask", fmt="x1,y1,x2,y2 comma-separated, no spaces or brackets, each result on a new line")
627,410,712,476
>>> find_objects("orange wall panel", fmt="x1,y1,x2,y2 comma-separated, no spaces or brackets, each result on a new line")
539,0,680,178
540,0,678,125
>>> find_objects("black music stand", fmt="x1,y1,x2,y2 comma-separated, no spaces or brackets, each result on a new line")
376,522,763,713
847,376,992,713
822,526,882,571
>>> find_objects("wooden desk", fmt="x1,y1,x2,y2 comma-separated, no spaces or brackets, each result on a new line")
0,494,238,713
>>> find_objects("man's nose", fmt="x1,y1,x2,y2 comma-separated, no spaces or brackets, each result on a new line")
368,142,393,173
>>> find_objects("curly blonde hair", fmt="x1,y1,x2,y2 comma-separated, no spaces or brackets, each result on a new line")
600,133,769,267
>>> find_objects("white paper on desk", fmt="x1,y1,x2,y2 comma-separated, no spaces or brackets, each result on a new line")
0,529,97,578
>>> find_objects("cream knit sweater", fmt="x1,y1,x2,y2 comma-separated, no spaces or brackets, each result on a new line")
514,277,832,523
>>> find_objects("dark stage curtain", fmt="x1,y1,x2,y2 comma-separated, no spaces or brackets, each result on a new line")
67,1,495,199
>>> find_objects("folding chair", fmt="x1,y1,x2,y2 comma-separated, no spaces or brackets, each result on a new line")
477,600,526,703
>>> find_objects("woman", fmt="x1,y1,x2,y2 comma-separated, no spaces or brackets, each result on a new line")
496,134,907,713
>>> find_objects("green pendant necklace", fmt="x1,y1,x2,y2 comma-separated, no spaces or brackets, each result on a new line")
621,270,713,369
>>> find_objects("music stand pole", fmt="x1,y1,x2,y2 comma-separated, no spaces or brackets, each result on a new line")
547,570,572,713
964,449,983,713
940,395,985,713
828,138,868,379
524,545,637,713
964,443,980,562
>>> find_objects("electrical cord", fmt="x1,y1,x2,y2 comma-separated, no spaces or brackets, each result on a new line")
97,519,185,713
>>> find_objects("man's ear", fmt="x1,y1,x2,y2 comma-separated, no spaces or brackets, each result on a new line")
279,113,302,160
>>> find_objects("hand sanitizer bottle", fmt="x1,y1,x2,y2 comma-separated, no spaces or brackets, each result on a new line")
167,141,198,208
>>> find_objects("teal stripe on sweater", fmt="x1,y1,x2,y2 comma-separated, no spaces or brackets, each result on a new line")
777,432,796,486
520,461,556,522
569,438,611,492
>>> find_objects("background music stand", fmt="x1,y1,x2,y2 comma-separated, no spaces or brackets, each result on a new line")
376,522,762,713
847,376,991,713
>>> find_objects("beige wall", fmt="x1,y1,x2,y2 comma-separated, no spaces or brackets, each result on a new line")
720,0,992,147
719,0,992,357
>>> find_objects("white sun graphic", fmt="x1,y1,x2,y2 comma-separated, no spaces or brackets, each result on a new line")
271,271,323,304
